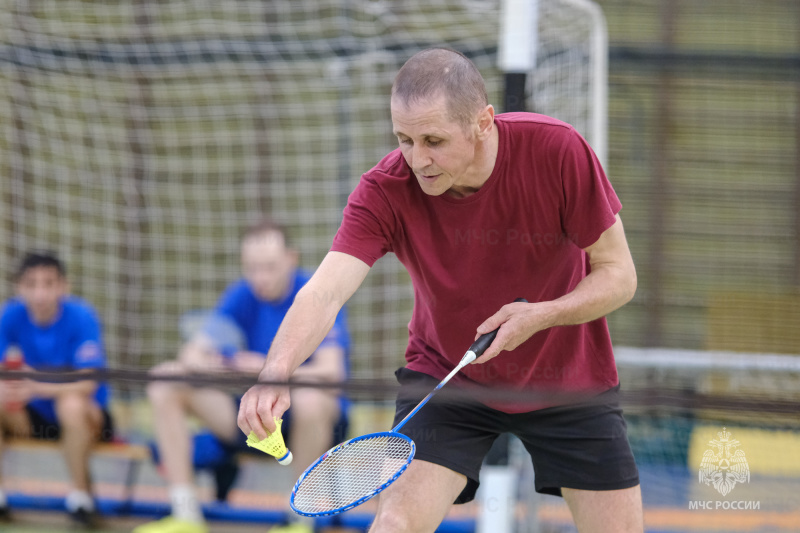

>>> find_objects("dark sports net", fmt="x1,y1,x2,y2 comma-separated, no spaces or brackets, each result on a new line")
0,0,605,377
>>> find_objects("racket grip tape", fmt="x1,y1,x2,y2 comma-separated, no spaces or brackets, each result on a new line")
467,298,529,357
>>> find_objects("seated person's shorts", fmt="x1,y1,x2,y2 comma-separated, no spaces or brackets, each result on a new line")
26,399,114,443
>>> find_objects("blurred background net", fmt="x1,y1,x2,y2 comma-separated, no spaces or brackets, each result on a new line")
1,0,799,531
0,0,608,376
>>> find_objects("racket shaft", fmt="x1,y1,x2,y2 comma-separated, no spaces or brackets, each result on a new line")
393,298,527,432
392,359,467,432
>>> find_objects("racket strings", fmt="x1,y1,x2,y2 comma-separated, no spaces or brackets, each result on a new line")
292,434,414,514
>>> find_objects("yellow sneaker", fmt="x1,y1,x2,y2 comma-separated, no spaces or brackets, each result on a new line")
131,516,209,533
267,522,314,533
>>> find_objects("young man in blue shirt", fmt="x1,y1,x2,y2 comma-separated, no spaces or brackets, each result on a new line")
0,252,112,524
134,220,350,533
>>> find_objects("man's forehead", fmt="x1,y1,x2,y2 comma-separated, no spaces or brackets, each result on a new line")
19,266,64,280
242,232,287,252
391,99,455,135
391,92,449,115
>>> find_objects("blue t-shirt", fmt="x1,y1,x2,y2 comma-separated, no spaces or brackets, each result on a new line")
0,297,109,417
181,271,351,462
213,269,350,372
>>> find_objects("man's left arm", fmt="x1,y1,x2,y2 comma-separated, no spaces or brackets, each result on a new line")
474,214,636,363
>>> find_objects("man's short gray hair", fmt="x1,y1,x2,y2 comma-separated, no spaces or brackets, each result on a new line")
392,48,489,128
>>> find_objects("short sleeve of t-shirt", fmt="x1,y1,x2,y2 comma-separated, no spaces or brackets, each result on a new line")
559,128,622,249
70,306,106,370
0,302,16,360
332,155,403,266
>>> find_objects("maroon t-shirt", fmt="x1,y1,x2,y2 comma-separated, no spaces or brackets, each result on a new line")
331,113,622,412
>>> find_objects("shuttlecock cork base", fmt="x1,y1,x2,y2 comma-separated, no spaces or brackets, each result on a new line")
246,417,293,465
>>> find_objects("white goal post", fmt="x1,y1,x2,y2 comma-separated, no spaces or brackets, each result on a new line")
500,0,608,166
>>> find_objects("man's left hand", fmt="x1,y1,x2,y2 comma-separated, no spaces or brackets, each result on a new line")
472,301,555,364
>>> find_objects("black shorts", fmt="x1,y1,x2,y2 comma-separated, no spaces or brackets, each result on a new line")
392,368,639,504
26,404,115,443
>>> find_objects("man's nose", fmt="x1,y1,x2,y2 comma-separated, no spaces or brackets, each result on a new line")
411,144,432,170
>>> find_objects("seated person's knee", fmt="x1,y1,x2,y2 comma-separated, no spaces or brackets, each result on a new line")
290,388,340,424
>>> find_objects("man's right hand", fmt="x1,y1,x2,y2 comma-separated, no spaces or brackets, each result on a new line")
237,373,291,440
237,251,370,440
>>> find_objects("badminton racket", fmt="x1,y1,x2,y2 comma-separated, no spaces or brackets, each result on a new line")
290,298,527,517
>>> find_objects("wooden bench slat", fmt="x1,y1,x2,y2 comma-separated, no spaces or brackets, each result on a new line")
5,439,150,461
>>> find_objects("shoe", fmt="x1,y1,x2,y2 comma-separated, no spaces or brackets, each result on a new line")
68,507,99,529
132,516,209,533
0,503,10,522
268,522,314,533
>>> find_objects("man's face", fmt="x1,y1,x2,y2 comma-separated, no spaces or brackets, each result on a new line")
241,231,297,302
391,94,480,197
16,266,67,324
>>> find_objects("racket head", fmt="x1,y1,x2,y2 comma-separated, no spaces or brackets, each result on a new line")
290,431,415,517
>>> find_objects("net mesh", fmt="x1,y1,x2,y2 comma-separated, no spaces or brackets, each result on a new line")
291,433,414,515
505,348,800,532
615,348,800,522
601,0,800,352
0,0,605,376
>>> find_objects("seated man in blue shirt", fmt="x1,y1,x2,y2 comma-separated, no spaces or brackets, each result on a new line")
134,219,350,533
0,252,112,524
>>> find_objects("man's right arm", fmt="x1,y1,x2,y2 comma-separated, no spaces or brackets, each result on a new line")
237,251,370,439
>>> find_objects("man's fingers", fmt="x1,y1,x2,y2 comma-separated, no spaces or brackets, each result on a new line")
476,300,527,337
237,394,260,438
264,395,290,434
475,310,507,338
473,331,508,364
237,386,292,441
273,394,290,421
257,403,278,434
238,389,273,440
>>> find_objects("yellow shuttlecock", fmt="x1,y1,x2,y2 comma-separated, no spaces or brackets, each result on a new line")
246,417,293,465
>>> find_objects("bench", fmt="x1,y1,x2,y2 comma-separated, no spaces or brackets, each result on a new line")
4,438,150,511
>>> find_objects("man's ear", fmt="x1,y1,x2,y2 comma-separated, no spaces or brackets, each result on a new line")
476,104,495,140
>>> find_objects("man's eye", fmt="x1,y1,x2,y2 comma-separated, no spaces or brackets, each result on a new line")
399,138,412,145
428,140,441,147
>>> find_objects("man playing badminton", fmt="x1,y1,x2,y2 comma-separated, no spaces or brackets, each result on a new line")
134,219,350,533
0,252,113,526
239,48,641,533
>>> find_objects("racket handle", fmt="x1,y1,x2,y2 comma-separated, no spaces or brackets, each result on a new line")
466,298,529,360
